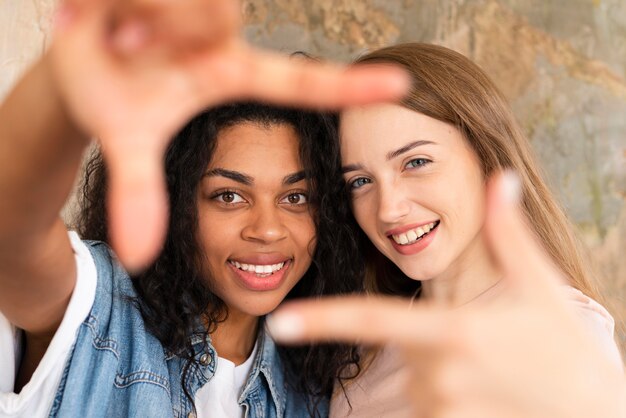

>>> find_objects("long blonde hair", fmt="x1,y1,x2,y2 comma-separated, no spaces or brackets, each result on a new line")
352,43,602,302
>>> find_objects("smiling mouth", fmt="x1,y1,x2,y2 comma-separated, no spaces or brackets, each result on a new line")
389,221,440,246
228,260,290,278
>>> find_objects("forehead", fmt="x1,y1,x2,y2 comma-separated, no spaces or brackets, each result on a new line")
209,122,303,173
339,103,463,163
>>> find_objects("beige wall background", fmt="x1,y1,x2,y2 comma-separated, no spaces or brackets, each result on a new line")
1,0,625,339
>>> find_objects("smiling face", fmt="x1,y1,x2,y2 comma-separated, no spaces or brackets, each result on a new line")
340,103,490,283
196,122,316,318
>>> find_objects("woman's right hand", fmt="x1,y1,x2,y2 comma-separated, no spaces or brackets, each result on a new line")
49,0,410,271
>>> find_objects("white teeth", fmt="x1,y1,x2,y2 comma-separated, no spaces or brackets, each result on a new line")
229,260,286,275
391,222,438,246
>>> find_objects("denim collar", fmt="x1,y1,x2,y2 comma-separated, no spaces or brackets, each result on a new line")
239,323,286,417
185,319,286,416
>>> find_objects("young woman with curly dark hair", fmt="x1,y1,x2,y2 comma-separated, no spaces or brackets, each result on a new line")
72,102,362,417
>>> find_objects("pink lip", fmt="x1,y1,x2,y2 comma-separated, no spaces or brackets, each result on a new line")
388,221,439,256
385,220,440,237
228,259,292,292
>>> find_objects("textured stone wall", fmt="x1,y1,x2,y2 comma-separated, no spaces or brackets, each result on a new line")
1,0,625,337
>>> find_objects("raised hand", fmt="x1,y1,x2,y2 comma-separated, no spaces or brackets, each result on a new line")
268,172,626,418
50,0,409,270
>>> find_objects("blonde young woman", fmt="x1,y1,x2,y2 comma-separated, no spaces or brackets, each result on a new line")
269,43,624,418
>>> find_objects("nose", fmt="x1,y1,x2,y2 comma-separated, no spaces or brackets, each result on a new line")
241,201,288,244
376,180,411,224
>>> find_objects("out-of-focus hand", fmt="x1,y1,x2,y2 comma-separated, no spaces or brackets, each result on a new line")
268,172,626,418
49,0,409,270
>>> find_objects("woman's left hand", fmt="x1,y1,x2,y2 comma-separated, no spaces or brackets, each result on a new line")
268,172,626,418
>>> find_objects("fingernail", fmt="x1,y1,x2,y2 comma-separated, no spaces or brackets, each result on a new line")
266,312,304,342
388,68,412,95
357,65,412,97
501,170,521,204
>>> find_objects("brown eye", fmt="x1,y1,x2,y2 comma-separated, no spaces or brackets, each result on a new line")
222,192,235,203
213,191,245,204
281,193,308,205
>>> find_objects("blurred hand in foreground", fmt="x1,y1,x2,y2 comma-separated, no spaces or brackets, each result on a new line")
50,0,409,270
268,172,626,418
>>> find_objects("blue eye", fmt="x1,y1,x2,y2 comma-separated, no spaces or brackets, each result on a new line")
405,158,431,169
349,177,372,190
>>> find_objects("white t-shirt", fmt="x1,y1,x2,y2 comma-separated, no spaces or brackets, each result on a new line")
0,233,258,418
0,232,97,418
196,343,258,418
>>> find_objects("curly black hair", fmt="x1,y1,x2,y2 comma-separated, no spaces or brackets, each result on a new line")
74,102,364,416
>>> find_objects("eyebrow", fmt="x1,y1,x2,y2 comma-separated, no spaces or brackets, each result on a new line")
342,140,435,173
204,168,253,185
342,164,363,174
203,168,307,186
386,140,435,161
283,170,307,185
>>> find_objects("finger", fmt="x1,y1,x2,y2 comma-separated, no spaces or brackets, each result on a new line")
110,0,241,54
267,296,454,346
209,48,411,109
484,171,565,295
104,140,168,272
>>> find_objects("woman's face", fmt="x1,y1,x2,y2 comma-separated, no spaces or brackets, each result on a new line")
196,122,316,317
340,103,488,282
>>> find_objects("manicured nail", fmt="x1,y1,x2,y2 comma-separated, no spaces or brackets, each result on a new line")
266,312,305,342
501,170,521,204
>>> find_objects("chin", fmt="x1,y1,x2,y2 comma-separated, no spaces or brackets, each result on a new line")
238,297,285,317
397,263,439,282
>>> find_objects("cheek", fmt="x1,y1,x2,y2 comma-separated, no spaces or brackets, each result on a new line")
447,176,486,233
197,213,237,261
288,215,316,256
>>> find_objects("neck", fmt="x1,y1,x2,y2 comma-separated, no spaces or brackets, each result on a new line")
209,310,259,366
420,235,502,307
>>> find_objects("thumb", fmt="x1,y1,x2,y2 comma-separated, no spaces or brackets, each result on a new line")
484,171,565,298
104,139,169,272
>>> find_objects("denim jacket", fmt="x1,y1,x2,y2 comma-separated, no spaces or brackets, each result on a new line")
48,240,326,418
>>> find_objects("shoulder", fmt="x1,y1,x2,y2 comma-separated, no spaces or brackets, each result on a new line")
75,233,136,297
71,233,160,352
49,235,177,416
561,285,623,368
561,286,615,334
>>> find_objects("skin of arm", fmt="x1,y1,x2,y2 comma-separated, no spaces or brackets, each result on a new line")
0,55,85,336
0,55,86,392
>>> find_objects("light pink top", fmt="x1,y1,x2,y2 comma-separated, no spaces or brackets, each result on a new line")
330,285,622,418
